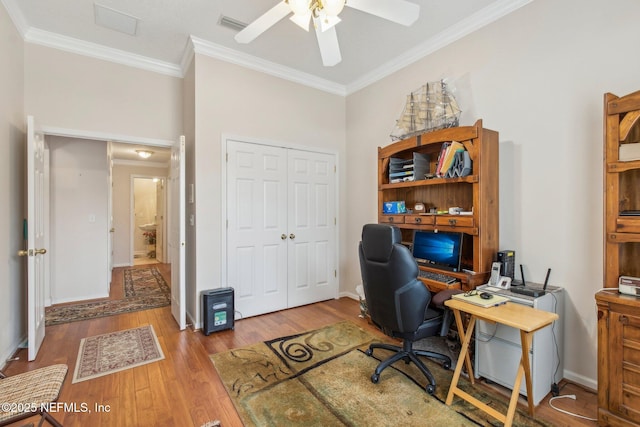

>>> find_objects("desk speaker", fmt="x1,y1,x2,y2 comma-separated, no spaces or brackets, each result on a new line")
202,287,234,335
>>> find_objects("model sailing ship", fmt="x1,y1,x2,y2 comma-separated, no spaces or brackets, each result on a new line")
390,80,461,141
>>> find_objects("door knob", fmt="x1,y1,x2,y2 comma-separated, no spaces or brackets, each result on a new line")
110,228,115,233
289,233,295,240
17,248,47,256
281,234,287,240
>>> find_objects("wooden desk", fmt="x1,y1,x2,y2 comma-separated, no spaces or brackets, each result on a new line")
444,298,559,427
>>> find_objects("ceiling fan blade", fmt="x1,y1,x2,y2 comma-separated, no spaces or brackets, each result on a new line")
234,1,291,44
314,18,341,66
346,0,419,26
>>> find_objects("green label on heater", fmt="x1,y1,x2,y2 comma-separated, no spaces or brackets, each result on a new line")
214,311,227,326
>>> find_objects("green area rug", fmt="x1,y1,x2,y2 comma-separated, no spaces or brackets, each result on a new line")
210,321,551,426
45,267,171,326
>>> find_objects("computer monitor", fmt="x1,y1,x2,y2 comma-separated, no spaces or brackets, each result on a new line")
411,230,463,272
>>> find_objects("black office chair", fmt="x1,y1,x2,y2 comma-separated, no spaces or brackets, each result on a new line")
359,223,452,394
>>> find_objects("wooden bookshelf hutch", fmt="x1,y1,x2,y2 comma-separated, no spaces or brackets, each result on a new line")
377,119,499,292
596,90,640,427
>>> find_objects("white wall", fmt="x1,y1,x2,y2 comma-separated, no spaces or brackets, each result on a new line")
190,54,346,327
24,44,182,143
112,164,168,266
49,136,109,303
0,2,25,366
345,0,640,389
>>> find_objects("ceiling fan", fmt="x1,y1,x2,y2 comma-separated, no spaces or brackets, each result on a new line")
234,0,420,67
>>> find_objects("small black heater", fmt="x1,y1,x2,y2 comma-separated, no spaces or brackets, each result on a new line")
202,287,234,335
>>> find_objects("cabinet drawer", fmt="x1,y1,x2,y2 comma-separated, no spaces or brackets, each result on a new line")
405,215,434,226
379,215,405,224
616,217,640,233
435,215,474,228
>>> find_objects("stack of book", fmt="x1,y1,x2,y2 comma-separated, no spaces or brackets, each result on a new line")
435,141,466,177
389,153,430,183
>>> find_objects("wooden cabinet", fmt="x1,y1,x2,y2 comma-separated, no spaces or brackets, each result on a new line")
595,290,640,426
604,91,640,289
377,119,499,292
598,90,640,426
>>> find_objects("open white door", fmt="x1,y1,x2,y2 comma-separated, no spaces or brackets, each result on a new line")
107,141,114,276
169,136,186,329
21,116,47,361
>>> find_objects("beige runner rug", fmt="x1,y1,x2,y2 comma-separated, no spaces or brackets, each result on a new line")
72,325,164,383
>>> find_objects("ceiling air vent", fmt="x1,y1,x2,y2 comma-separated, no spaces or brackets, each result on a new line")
218,15,248,32
94,3,139,36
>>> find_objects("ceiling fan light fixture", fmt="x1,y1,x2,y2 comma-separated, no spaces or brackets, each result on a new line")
320,0,346,16
288,0,312,16
289,11,311,31
318,13,341,32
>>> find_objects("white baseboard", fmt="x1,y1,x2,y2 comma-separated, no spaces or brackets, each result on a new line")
113,262,132,268
562,369,597,391
339,291,358,301
52,292,109,305
0,334,27,371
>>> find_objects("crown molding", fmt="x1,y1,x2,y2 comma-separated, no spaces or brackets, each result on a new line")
23,27,183,78
4,0,532,96
1,0,28,37
346,0,534,94
188,36,347,97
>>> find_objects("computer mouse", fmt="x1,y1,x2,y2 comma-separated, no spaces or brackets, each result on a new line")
479,292,493,300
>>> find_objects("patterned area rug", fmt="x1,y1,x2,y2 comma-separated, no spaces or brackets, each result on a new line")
72,325,164,383
45,267,171,326
211,321,551,427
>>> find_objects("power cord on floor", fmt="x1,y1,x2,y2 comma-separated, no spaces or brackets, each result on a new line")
548,394,597,421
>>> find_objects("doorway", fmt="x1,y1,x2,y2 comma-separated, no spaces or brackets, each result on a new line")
132,176,166,266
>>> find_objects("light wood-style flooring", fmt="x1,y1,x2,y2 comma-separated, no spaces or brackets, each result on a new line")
3,266,598,427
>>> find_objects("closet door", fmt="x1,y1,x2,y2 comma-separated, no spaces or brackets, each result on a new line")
287,150,337,307
227,141,288,318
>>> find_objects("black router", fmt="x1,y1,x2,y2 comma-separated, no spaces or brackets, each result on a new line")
510,266,550,298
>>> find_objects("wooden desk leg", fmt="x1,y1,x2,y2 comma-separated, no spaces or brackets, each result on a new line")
446,310,476,405
504,330,535,427
520,330,535,415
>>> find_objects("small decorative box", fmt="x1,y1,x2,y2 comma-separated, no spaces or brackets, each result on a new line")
383,201,406,214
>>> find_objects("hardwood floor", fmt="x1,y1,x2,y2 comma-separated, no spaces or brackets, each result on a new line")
3,267,598,426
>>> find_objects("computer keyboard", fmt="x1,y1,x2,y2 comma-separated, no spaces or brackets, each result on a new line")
418,270,458,284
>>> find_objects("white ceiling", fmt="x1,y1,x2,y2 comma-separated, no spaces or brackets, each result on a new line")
111,142,171,164
4,0,531,93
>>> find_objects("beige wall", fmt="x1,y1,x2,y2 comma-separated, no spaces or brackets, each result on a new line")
0,3,25,365
24,44,183,142
190,54,346,326
345,0,640,388
48,136,109,303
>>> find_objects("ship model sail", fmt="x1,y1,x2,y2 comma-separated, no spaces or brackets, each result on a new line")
390,80,461,141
